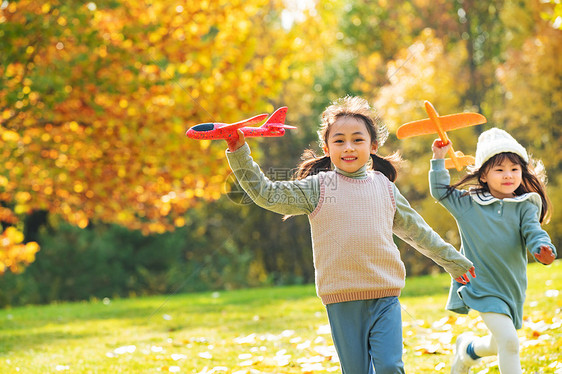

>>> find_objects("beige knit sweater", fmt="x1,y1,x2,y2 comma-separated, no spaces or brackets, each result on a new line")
310,171,405,304
226,144,474,305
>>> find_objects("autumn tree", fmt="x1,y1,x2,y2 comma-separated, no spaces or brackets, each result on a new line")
311,0,561,267
372,0,561,249
493,0,562,247
0,0,328,273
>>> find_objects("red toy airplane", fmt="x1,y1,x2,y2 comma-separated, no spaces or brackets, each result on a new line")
186,107,296,141
397,101,487,170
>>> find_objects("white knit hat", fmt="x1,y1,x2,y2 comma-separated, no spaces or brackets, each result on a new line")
475,128,528,168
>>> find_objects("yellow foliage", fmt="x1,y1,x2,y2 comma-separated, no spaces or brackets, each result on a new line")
0,226,40,274
0,0,327,260
374,29,468,132
1,129,20,142
4,226,23,244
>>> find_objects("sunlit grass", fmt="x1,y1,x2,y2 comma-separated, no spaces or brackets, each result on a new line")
402,260,562,373
1,261,560,373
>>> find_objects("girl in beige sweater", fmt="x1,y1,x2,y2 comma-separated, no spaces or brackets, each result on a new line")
226,96,475,373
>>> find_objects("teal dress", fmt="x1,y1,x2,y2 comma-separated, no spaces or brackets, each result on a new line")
429,159,556,329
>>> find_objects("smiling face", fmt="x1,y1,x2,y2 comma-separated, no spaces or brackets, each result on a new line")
480,156,523,199
322,116,377,173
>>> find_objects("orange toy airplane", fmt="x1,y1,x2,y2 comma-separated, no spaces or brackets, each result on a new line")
397,101,487,170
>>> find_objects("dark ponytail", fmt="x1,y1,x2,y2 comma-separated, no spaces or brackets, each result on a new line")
370,152,401,182
293,149,332,179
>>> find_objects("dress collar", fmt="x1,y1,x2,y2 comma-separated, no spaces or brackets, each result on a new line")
470,189,542,209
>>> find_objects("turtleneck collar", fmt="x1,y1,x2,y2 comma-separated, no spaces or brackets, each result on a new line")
334,164,369,179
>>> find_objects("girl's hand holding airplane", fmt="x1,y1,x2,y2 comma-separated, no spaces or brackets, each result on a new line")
432,139,452,159
226,129,246,152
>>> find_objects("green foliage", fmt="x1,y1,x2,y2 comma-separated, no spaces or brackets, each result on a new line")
0,191,316,307
0,205,258,306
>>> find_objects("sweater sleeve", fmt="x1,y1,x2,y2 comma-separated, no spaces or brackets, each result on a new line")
520,201,557,262
225,143,319,215
429,158,471,217
391,183,473,279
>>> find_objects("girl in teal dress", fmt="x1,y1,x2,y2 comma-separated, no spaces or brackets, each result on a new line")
430,128,556,374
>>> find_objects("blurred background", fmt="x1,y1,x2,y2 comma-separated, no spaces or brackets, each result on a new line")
0,0,560,307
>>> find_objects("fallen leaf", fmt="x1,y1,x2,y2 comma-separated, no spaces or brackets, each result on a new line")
435,362,446,370
199,352,213,359
234,334,256,345
316,324,331,335
208,367,228,373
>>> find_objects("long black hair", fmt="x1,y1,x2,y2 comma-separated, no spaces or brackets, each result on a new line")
441,152,551,223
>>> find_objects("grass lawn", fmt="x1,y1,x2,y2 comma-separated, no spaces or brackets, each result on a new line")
1,260,561,373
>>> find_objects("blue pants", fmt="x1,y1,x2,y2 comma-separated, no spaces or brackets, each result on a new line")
326,297,405,374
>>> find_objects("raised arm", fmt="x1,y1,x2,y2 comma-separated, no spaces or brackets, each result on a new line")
225,131,319,216
429,139,453,201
